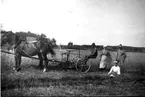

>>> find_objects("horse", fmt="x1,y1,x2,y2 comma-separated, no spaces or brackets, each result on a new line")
1,31,56,72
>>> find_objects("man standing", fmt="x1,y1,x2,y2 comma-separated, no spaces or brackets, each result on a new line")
116,44,127,73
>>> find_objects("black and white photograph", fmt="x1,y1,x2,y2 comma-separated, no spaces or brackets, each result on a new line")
1,0,145,96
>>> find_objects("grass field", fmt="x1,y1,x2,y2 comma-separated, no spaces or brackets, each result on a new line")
1,49,145,96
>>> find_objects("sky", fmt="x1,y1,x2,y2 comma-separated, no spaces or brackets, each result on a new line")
0,0,145,47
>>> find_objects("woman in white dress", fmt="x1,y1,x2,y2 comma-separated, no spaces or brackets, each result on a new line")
99,46,112,71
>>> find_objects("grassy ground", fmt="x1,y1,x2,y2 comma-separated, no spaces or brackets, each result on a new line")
1,49,145,96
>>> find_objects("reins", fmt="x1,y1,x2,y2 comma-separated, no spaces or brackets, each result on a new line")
14,39,44,60
14,40,39,59
4,33,37,59
2,32,51,60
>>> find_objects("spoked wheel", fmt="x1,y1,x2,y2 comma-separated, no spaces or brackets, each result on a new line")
60,58,68,69
69,57,77,69
75,59,91,73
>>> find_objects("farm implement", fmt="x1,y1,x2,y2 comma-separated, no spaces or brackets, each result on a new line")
1,48,92,73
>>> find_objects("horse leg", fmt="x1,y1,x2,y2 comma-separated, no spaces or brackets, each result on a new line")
38,53,43,68
14,53,21,71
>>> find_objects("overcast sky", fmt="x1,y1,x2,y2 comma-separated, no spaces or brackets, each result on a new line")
0,0,145,47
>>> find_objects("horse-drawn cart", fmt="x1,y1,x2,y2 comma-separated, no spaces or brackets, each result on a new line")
56,49,91,73
1,48,92,73
1,31,92,73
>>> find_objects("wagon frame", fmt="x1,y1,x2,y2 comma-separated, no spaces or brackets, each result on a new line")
1,48,92,73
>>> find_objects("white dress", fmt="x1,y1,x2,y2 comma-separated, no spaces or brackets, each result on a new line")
99,49,112,69
99,55,107,68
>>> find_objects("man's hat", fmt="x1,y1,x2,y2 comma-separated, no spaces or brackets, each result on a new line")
119,44,122,48
91,43,95,47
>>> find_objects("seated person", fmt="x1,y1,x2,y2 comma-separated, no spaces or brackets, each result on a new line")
83,43,98,64
108,60,121,78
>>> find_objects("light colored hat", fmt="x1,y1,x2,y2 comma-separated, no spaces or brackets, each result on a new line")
113,60,118,64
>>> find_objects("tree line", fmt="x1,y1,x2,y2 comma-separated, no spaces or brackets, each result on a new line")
1,30,57,47
66,42,145,53
1,30,145,53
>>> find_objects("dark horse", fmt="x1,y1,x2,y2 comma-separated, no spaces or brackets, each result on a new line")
1,31,56,72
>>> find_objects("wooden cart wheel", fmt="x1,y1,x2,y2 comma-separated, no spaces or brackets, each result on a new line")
60,58,68,69
68,57,77,69
75,58,91,73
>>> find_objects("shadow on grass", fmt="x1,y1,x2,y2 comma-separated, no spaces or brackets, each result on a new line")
1,74,107,91
30,62,77,71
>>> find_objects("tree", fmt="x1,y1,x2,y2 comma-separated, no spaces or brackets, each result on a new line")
47,38,51,43
51,38,57,46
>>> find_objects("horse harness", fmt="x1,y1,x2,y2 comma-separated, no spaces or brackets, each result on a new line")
13,39,40,59
2,32,48,59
